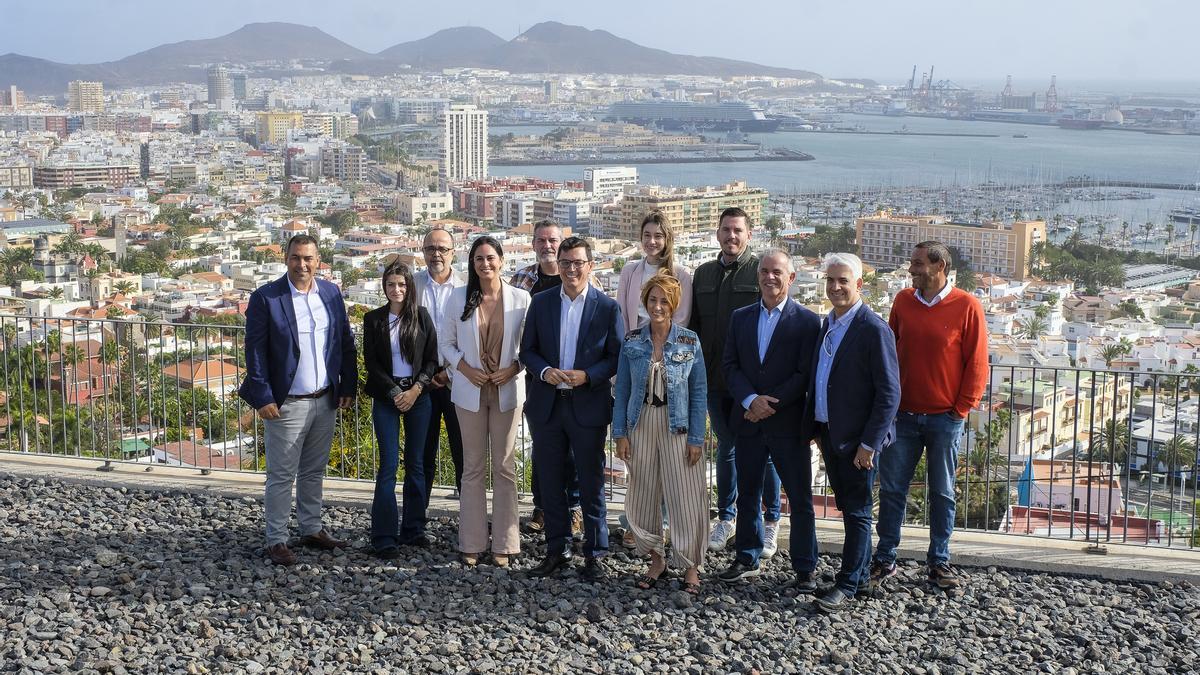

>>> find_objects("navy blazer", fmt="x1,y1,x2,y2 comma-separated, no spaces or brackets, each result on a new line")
723,299,821,438
803,305,901,455
519,286,624,428
238,275,358,409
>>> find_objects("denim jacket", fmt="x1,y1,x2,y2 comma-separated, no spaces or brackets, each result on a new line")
613,323,708,446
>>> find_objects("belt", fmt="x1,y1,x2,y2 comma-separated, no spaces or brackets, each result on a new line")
393,376,415,390
556,388,574,398
288,387,328,400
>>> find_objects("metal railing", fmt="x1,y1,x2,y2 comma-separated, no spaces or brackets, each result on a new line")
0,314,1196,550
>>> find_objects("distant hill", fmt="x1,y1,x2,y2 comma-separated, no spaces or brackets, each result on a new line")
377,22,823,79
0,21,825,95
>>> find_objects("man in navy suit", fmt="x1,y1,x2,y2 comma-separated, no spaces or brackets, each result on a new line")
520,236,624,581
804,253,900,611
718,249,822,589
239,234,357,566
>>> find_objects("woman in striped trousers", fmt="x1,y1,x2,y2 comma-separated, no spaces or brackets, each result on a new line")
613,275,710,594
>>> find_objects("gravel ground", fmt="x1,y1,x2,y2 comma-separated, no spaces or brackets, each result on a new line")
1,473,1198,674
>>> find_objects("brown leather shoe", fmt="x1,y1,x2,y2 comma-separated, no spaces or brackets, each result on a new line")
266,543,297,566
297,530,348,550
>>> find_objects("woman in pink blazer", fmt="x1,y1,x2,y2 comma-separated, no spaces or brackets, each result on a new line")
617,211,693,329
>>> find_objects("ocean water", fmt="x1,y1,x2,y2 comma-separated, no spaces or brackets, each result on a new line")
491,114,1200,195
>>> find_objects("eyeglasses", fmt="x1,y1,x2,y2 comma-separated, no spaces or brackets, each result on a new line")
423,246,452,255
557,259,590,270
822,331,835,357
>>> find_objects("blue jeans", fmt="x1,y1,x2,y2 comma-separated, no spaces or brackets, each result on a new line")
709,394,781,522
370,394,432,549
874,411,964,567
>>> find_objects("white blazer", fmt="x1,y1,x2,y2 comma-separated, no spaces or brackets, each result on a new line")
438,282,530,413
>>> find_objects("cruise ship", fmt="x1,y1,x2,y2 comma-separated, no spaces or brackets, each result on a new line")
604,100,781,132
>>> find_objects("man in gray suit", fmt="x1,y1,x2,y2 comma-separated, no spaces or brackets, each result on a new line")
414,227,466,499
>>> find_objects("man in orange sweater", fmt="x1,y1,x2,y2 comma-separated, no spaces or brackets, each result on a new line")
870,241,988,590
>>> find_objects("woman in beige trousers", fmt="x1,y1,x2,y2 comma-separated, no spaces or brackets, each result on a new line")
438,236,530,567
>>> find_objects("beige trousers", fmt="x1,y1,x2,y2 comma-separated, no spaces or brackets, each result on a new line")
626,401,709,569
455,384,521,555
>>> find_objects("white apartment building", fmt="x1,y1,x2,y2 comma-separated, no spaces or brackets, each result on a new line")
396,192,453,224
584,166,638,197
440,104,488,189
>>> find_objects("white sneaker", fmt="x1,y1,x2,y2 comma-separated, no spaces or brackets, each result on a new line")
762,521,780,559
708,520,735,551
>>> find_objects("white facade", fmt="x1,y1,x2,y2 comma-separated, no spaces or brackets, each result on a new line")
440,104,488,188
584,166,638,196
397,192,453,224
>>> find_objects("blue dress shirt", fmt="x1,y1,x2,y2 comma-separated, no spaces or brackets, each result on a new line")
742,297,791,410
814,300,863,424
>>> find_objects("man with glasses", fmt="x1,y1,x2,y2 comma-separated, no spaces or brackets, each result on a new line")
871,241,988,591
803,253,899,611
521,236,624,581
415,227,465,499
510,219,591,539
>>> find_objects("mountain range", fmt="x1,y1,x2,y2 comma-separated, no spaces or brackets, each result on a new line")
0,21,826,95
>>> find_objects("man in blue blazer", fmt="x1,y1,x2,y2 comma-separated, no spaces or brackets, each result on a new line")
520,236,624,581
718,250,822,589
804,253,900,611
239,234,357,566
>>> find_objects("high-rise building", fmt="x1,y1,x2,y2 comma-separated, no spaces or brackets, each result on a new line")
255,112,304,145
207,66,233,105
584,166,638,196
319,144,366,182
440,104,488,189
615,181,768,239
67,81,104,112
231,73,248,101
0,86,25,109
855,213,1046,280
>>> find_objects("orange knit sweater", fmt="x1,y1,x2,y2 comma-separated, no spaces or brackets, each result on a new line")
888,287,990,417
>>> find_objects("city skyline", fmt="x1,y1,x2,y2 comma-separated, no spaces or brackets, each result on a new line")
8,0,1200,87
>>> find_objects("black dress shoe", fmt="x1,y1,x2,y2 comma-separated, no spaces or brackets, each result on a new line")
580,556,608,582
402,534,431,548
782,571,817,594
527,552,573,578
373,545,400,560
814,586,854,611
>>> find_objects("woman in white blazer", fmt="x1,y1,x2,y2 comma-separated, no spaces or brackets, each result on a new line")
617,211,693,329
438,235,530,567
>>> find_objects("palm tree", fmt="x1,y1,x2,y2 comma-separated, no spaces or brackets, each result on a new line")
1165,221,1176,261
1100,342,1131,368
46,287,65,301
1190,221,1199,257
1015,315,1049,340
52,232,82,256
1120,221,1130,247
1142,221,1154,246
1089,419,1130,467
113,280,137,296
1156,436,1197,480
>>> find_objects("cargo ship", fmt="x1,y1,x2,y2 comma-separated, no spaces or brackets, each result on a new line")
1057,118,1104,130
605,100,781,132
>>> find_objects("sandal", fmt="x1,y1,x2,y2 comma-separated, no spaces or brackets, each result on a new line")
635,574,659,590
462,553,479,567
683,582,701,595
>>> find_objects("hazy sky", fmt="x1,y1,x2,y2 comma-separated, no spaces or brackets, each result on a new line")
8,0,1199,88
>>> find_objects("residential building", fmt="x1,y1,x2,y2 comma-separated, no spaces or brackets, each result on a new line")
34,164,137,190
396,192,453,224
440,104,488,188
1121,264,1198,291
162,357,245,396
584,166,638,196
319,144,365,182
856,213,1046,280
614,181,768,240
67,81,104,112
256,112,304,145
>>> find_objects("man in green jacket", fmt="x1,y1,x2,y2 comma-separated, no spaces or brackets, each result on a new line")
688,207,783,556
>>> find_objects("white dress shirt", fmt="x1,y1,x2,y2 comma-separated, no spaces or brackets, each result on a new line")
287,277,330,396
542,284,589,389
421,271,458,332
389,313,414,378
915,282,953,307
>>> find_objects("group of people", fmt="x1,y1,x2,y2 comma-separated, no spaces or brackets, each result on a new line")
238,207,988,610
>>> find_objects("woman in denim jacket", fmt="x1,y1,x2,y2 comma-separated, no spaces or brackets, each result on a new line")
614,275,709,594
